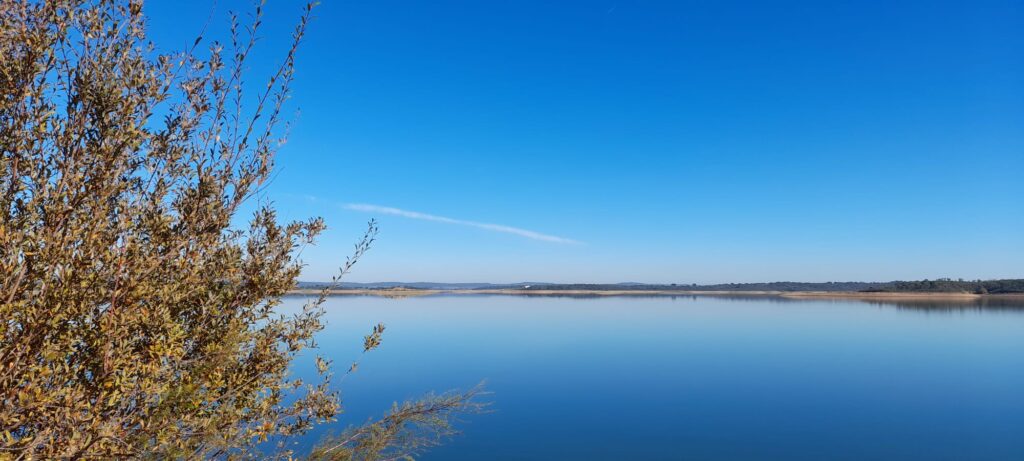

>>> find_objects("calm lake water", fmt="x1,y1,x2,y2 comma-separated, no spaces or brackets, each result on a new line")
282,295,1024,460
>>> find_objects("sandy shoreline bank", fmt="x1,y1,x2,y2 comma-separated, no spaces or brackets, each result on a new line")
287,288,1024,300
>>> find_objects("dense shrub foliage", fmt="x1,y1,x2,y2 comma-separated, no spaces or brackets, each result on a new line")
0,1,480,459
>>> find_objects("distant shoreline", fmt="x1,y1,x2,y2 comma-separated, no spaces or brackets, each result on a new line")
287,288,1024,300
777,291,1024,300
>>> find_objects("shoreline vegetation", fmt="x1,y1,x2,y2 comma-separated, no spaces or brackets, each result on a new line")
288,288,1024,300
289,280,1024,301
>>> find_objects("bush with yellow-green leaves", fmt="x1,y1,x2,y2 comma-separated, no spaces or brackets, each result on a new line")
0,1,481,459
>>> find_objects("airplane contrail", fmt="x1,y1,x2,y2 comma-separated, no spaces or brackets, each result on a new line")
343,203,582,245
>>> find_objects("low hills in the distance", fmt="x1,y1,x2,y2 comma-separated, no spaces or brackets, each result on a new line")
297,279,1024,294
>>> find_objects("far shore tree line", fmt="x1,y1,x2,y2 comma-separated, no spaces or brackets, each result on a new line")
867,278,1024,295
300,279,1024,294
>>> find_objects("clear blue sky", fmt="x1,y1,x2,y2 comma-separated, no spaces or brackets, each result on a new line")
146,1,1022,283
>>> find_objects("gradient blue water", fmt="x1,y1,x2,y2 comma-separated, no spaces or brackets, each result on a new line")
283,295,1024,460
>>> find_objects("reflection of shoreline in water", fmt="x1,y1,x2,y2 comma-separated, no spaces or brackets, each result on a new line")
861,298,1024,312
698,294,1024,312
661,295,1024,312
751,294,1024,312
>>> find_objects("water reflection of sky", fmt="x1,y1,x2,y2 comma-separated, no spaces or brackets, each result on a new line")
282,295,1024,460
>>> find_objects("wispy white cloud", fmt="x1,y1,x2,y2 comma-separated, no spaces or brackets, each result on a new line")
344,203,582,245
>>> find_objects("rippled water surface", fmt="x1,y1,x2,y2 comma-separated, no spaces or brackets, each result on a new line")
282,295,1024,460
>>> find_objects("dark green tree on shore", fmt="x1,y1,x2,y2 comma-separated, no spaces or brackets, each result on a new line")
0,0,480,459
